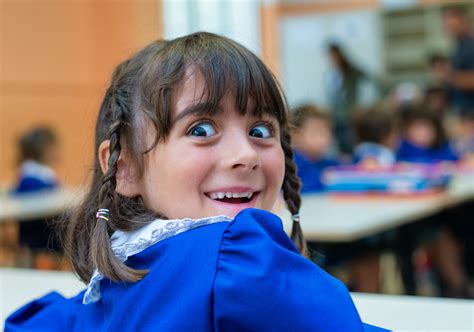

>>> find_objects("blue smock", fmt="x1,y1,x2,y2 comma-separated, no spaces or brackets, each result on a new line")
6,209,389,331
396,140,459,164
293,150,339,193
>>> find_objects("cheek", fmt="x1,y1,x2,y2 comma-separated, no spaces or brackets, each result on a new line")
263,146,285,189
141,143,214,218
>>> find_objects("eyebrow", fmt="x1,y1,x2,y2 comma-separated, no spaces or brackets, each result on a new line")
172,102,219,125
172,101,277,125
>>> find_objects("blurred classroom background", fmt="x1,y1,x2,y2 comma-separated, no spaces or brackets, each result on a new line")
1,0,474,329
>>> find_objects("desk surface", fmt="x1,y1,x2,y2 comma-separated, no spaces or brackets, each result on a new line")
1,174,473,242
280,173,474,242
1,268,472,331
0,188,82,222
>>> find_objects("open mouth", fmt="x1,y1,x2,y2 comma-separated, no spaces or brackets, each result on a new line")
205,191,259,204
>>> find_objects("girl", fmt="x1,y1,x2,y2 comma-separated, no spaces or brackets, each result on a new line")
11,127,62,267
6,33,387,331
13,127,59,194
353,105,398,168
290,104,339,193
396,103,458,163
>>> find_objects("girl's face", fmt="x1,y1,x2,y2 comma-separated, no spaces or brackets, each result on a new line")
406,120,436,148
293,117,332,159
138,69,285,219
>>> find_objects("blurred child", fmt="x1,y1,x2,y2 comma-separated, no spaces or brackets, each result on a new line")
11,127,61,268
396,103,459,163
12,127,59,194
396,105,471,297
424,86,450,114
353,105,398,168
290,105,338,193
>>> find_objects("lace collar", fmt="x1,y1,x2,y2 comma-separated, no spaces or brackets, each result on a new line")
83,215,232,305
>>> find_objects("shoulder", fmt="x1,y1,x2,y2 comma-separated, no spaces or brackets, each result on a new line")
436,142,459,161
293,149,309,165
396,140,421,158
213,208,366,331
5,291,85,331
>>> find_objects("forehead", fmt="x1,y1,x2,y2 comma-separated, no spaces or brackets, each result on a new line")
171,67,261,120
302,117,330,130
409,119,433,127
172,67,206,115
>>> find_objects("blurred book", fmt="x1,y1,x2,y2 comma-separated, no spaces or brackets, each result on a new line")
322,164,452,195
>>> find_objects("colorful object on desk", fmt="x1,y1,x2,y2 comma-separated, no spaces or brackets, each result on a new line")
322,164,452,194
96,208,110,222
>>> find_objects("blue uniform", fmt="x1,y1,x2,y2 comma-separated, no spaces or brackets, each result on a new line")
293,150,339,193
11,160,59,250
396,140,459,164
5,209,388,331
12,160,58,195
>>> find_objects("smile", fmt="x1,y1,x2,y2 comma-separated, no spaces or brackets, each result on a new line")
205,191,259,204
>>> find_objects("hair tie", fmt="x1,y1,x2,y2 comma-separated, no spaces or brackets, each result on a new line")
291,213,300,223
96,208,110,222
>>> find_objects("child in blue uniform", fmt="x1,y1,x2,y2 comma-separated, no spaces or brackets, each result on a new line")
12,127,59,195
353,105,398,168
290,105,339,193
396,103,458,163
6,33,388,331
11,127,61,261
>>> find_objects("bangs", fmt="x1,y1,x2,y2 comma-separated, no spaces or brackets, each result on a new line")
185,37,287,123
136,32,289,148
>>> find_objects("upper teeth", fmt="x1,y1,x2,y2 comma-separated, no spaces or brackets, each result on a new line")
209,192,253,200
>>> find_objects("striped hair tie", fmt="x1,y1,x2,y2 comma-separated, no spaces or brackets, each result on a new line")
96,208,110,222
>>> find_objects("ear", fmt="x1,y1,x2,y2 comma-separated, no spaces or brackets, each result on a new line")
98,140,142,197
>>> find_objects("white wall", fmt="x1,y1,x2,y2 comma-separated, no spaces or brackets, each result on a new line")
163,0,262,56
280,10,384,109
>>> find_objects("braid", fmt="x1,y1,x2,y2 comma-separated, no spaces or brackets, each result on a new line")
90,89,147,282
62,40,168,284
280,127,305,253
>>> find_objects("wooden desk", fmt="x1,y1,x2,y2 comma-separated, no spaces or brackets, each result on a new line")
2,268,472,331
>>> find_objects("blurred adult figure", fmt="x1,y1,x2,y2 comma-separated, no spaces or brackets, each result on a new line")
442,7,474,115
326,43,373,155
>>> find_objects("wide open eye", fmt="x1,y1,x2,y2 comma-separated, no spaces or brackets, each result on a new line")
249,122,273,138
187,121,217,137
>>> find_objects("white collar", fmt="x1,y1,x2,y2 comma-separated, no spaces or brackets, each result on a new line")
83,215,232,305
354,143,396,166
21,160,57,182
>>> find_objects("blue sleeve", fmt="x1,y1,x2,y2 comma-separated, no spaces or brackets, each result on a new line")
213,208,390,332
5,291,83,331
440,143,459,162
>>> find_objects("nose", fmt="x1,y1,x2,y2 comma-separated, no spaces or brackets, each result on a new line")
222,135,260,172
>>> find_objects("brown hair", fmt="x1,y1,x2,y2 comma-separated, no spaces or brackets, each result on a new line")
64,32,303,284
353,105,396,144
18,127,57,164
290,104,331,130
